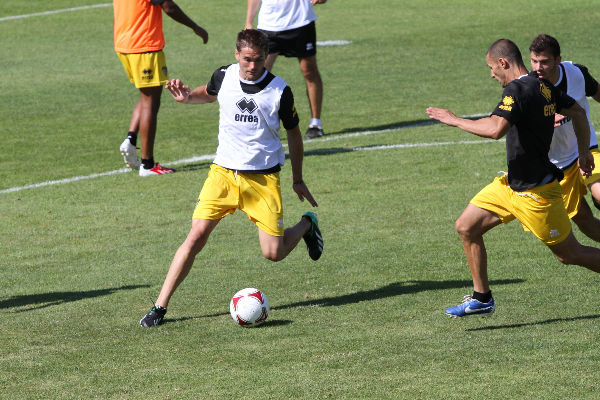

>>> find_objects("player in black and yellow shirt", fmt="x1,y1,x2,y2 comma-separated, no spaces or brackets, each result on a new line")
427,39,600,318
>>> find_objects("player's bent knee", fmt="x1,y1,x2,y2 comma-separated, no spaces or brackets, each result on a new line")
454,217,473,238
549,242,571,264
184,228,213,255
548,233,584,266
262,249,284,262
259,232,286,262
549,245,579,265
553,253,571,265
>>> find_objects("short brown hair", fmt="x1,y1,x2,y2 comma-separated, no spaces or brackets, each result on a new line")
529,34,561,58
236,29,269,54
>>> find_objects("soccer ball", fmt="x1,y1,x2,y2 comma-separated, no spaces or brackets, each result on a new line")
229,288,270,327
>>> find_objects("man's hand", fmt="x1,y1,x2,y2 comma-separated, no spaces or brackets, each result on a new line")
193,25,209,44
579,150,595,177
554,113,566,128
311,0,327,4
161,1,208,43
165,79,191,103
426,107,458,127
293,181,318,207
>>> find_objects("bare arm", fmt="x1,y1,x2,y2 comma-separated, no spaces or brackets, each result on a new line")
286,125,318,207
561,102,594,176
245,0,261,29
165,79,216,104
161,0,208,43
426,107,510,140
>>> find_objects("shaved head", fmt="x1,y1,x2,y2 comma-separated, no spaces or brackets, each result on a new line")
487,38,525,66
485,38,528,87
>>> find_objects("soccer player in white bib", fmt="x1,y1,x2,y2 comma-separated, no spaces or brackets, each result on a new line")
530,34,600,242
140,29,323,327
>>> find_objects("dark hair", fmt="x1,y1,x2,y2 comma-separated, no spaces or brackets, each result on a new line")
529,34,561,58
236,29,269,54
487,39,524,66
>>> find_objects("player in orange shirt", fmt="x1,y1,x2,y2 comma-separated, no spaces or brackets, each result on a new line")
113,0,208,176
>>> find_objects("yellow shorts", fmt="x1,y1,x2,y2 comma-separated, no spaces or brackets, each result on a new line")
117,51,168,88
192,164,284,237
583,148,600,187
559,161,588,218
470,174,571,245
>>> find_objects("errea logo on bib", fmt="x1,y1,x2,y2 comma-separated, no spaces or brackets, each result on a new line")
235,97,259,123
236,97,257,113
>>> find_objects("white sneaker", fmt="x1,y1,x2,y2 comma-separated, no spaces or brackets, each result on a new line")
139,163,175,177
119,138,140,169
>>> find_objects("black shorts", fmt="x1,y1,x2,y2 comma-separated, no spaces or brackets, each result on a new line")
260,21,317,58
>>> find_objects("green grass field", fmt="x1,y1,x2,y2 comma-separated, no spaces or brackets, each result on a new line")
3,0,600,398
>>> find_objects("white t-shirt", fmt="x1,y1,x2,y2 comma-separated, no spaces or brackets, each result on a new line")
257,0,317,32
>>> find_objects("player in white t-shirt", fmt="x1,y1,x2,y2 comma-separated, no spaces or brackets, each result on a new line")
140,30,324,327
529,34,600,242
246,0,328,139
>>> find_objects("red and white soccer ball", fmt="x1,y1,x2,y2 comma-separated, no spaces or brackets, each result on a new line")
230,288,270,327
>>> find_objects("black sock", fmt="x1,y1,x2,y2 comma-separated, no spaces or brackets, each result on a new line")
141,158,155,170
472,290,492,303
127,131,138,147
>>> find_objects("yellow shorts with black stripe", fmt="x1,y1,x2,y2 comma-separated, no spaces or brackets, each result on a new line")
583,148,600,187
117,51,168,88
192,164,284,237
559,161,588,219
470,174,571,245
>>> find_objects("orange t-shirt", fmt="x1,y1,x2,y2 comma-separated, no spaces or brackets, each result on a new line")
113,0,165,54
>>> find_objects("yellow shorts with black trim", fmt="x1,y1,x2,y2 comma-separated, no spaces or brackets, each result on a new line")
583,148,600,187
470,174,571,245
117,51,168,88
559,161,588,219
192,164,284,237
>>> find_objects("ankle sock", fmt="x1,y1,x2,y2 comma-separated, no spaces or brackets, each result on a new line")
472,290,492,303
141,158,155,170
309,118,322,128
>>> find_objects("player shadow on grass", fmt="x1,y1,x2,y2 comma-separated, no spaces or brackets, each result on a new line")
270,279,523,311
0,284,150,312
165,278,523,326
465,314,600,332
326,115,489,137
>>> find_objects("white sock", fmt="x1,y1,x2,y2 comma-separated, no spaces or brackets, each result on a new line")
309,118,322,128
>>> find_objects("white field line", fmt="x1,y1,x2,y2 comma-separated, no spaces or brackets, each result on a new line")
1,116,496,195
317,40,352,47
0,3,111,22
350,140,490,152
